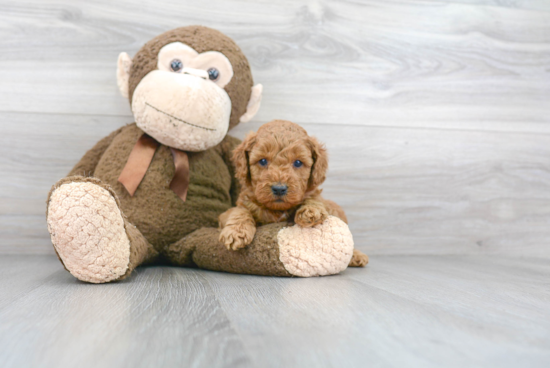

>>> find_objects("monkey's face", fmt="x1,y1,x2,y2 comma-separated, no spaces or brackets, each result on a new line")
131,42,233,151
117,27,263,152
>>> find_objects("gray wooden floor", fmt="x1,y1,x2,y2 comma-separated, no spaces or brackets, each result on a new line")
0,255,548,368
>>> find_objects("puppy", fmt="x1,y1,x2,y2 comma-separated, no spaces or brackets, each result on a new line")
218,120,368,267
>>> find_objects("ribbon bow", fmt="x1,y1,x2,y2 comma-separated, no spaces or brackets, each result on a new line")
118,133,189,201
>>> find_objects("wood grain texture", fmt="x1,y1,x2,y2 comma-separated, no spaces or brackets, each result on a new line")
0,256,251,368
0,0,549,132
0,255,549,368
3,114,550,257
0,0,549,256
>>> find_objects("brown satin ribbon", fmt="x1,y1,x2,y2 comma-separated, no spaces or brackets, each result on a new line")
169,148,190,202
118,133,190,202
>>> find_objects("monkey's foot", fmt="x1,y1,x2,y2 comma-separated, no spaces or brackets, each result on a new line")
47,180,130,283
277,216,354,277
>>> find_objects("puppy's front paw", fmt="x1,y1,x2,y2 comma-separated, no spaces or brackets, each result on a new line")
219,224,256,251
295,205,329,228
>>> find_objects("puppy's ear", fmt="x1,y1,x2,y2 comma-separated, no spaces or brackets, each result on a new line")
307,136,328,191
232,131,257,187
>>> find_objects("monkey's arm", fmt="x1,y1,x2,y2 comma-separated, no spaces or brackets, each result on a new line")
218,206,256,251
219,135,242,206
68,127,124,177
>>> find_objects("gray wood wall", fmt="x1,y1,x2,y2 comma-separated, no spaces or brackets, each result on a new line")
1,0,549,257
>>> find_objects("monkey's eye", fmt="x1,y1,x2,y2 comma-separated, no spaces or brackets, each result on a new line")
293,160,303,168
258,158,268,167
170,59,183,72
207,68,220,81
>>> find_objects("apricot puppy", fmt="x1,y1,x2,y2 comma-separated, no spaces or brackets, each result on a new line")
218,120,368,267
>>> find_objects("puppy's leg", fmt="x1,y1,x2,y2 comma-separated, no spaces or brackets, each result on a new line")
218,207,257,251
295,199,329,228
321,198,348,223
218,207,234,229
349,249,369,267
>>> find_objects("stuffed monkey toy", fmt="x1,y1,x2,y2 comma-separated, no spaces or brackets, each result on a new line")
46,26,356,283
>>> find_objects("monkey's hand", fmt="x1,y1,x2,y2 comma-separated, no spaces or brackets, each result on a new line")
219,223,256,251
295,201,329,228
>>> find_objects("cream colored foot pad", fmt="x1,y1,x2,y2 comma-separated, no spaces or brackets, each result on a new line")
278,216,354,277
47,182,130,283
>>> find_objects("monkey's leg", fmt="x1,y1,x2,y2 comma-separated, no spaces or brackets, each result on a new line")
319,199,368,267
46,176,158,283
164,216,355,277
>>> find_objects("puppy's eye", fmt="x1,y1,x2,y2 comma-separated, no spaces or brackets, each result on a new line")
293,160,303,168
170,59,183,72
258,158,268,167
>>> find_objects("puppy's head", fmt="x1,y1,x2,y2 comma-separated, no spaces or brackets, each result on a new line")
233,120,328,211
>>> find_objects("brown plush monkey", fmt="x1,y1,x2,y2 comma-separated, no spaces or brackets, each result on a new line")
46,26,356,283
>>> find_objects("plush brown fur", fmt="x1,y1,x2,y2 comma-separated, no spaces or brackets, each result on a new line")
47,174,292,279
218,120,369,267
71,123,240,249
128,26,253,130
46,27,365,282
47,26,251,269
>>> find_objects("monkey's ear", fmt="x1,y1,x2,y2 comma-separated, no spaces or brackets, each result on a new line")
307,136,328,191
239,84,263,124
232,131,257,187
117,52,133,99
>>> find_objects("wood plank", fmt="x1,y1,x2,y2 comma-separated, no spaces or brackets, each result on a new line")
1,255,548,368
3,113,550,257
347,255,550,327
0,257,253,368
446,1,550,11
299,123,550,258
0,112,130,254
201,255,550,368
0,0,548,132
0,255,61,310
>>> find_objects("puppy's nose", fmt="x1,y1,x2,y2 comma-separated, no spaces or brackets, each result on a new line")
271,184,288,197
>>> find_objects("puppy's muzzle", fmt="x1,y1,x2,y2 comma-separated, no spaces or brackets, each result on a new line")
271,184,288,197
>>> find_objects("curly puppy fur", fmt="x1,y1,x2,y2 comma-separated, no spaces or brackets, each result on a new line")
218,120,368,267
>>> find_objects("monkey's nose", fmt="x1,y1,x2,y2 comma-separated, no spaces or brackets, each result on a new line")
271,184,288,197
181,67,209,80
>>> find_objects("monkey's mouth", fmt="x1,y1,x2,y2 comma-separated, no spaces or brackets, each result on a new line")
145,102,217,132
